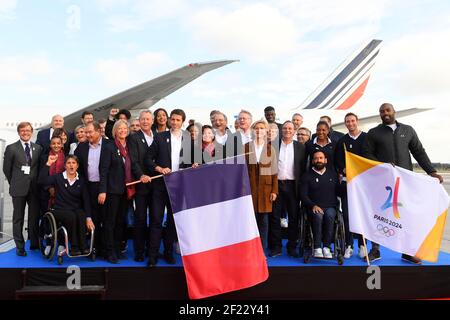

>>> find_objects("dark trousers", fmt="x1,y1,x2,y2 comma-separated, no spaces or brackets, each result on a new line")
104,193,128,256
270,180,299,250
340,182,364,248
309,207,336,249
149,186,176,259
12,190,40,250
52,209,86,250
87,182,104,254
133,193,151,256
256,212,269,251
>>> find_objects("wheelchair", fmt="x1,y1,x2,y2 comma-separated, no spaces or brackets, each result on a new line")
298,206,346,265
38,211,95,265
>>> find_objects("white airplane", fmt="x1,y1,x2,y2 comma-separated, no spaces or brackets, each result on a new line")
0,39,431,146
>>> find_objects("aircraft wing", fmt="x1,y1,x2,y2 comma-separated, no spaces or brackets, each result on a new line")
45,60,237,131
333,107,433,131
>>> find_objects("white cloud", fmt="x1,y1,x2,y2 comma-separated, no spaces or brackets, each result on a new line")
0,0,17,20
188,3,299,63
94,51,173,87
0,55,53,82
97,0,188,31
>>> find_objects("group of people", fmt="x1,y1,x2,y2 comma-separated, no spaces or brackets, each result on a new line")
2,103,443,267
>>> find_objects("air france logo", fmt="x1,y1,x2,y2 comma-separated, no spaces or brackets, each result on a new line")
380,177,403,219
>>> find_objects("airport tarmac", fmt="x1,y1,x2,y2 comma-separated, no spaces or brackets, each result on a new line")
1,173,450,253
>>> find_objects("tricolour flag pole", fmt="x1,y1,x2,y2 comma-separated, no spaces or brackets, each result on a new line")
361,235,370,266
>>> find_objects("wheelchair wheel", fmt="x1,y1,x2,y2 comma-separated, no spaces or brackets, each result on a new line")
297,212,306,258
38,212,58,260
334,211,346,264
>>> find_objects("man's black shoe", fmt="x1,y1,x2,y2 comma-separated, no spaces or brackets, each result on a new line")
29,246,39,251
16,248,27,257
269,248,282,257
164,253,176,265
134,254,145,262
401,254,422,265
366,249,381,262
147,257,158,267
287,249,299,258
107,254,119,264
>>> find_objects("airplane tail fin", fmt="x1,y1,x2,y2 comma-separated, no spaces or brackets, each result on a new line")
299,39,382,111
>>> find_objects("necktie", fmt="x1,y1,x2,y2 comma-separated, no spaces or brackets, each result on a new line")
25,143,31,166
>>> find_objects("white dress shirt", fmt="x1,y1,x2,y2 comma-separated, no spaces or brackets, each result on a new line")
254,142,264,163
278,140,295,180
171,132,182,172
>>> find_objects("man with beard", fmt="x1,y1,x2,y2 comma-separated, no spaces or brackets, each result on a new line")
300,150,339,259
363,103,443,264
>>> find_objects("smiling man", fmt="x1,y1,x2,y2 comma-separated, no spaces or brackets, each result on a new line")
362,102,443,264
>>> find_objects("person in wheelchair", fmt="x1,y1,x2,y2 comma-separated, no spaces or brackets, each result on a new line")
38,154,95,256
300,150,339,259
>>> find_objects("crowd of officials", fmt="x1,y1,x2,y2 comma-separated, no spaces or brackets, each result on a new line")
2,103,443,266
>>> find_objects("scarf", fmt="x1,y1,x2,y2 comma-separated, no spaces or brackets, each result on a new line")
115,139,135,200
202,141,215,157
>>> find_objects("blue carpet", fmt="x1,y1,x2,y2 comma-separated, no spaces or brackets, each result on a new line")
1,240,449,269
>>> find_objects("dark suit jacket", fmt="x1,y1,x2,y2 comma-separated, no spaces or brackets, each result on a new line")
99,140,126,195
277,140,306,199
36,128,51,151
128,131,153,195
144,130,194,189
3,140,42,197
74,138,112,181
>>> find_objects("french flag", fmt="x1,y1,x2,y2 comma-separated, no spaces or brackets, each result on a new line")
164,159,268,299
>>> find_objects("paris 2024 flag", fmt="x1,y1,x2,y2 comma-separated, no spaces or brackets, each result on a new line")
346,151,449,262
164,158,268,299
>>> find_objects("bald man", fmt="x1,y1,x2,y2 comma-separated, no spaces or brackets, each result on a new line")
35,114,66,152
363,102,443,264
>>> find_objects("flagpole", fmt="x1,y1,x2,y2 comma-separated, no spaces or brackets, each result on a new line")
125,152,253,187
361,235,371,266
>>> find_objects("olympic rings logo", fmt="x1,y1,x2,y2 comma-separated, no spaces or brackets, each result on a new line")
377,224,395,237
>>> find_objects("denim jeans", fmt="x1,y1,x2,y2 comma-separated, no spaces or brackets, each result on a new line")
309,207,336,249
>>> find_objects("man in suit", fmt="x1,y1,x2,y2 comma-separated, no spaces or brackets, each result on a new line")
144,109,198,267
3,122,42,256
74,121,111,257
35,114,65,152
225,109,253,157
269,121,306,258
128,110,154,262
264,106,283,133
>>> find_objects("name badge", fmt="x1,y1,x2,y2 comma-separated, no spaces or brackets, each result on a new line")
21,166,31,175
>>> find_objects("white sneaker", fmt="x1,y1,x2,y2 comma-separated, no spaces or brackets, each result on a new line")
44,245,51,256
57,245,65,255
344,246,353,259
313,248,323,258
175,241,181,255
358,245,367,259
323,247,333,259
280,218,288,228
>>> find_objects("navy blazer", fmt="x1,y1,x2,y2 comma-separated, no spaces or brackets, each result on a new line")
128,130,153,195
74,138,112,181
144,130,194,188
99,140,127,195
36,128,51,151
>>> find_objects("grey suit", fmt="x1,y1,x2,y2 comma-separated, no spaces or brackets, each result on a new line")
3,140,42,250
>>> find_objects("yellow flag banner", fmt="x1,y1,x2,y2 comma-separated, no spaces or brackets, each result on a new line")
345,151,449,262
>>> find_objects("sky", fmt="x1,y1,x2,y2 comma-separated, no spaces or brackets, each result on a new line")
0,0,449,162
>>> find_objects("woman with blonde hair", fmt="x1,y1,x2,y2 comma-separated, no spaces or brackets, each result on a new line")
244,120,278,253
99,120,135,264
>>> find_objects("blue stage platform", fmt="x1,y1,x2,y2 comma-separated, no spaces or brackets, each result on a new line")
1,240,450,300
1,239,450,268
